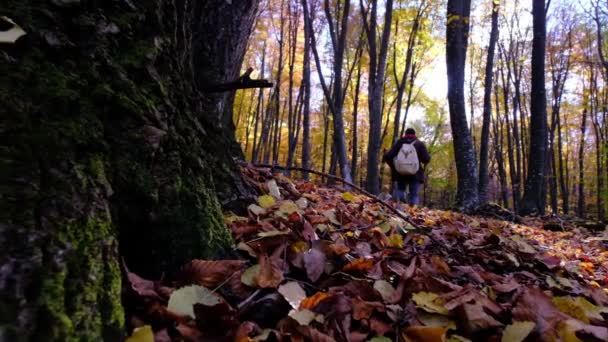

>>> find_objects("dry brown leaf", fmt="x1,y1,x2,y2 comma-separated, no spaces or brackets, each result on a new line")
401,326,448,342
255,253,284,288
181,259,246,288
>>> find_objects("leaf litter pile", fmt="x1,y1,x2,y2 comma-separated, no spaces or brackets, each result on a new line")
124,165,608,342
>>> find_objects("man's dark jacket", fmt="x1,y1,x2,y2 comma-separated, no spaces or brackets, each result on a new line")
383,137,431,183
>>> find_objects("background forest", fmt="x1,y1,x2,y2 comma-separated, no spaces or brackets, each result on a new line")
233,0,608,220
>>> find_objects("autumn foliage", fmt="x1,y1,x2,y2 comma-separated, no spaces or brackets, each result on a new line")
124,165,608,341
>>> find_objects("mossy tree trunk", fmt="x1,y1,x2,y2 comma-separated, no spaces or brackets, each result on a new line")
0,0,257,340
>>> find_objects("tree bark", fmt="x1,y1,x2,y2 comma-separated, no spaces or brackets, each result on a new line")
301,0,312,180
303,0,353,183
351,58,363,181
446,0,479,210
478,0,500,204
363,0,394,195
519,0,548,215
578,108,587,217
0,0,258,339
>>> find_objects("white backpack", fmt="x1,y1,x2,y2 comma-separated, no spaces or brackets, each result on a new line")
394,141,419,176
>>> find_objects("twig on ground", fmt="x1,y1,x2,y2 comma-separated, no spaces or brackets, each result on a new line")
250,163,422,231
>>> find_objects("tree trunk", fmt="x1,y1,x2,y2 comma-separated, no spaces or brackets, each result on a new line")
447,0,478,210
304,0,353,183
520,0,548,215
364,0,394,195
301,0,312,180
351,59,362,181
0,0,257,339
478,0,499,204
578,108,588,217
392,4,424,144
252,44,267,163
494,80,510,207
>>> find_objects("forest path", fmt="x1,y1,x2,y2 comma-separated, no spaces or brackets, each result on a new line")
124,165,608,341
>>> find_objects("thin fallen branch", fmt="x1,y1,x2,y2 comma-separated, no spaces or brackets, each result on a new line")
202,68,273,93
251,163,422,231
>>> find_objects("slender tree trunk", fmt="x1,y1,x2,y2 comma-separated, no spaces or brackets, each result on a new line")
364,0,394,194
304,0,353,182
351,60,362,181
392,4,423,144
286,1,300,170
301,0,312,180
578,108,588,217
520,0,548,215
322,107,330,174
500,61,518,212
494,80,509,207
446,0,479,210
478,0,499,204
251,44,267,163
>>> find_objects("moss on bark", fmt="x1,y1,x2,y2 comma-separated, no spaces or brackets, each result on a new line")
0,0,250,339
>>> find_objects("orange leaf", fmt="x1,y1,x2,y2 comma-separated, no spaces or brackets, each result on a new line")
401,326,448,342
328,243,350,255
181,259,246,288
343,258,375,272
431,256,450,274
299,291,332,310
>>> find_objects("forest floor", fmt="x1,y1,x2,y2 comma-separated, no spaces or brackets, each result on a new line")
124,165,608,342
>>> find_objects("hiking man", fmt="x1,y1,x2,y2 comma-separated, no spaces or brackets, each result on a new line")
383,128,431,205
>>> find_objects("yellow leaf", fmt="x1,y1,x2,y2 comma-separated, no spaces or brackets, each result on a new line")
341,191,357,202
224,212,247,224
291,240,309,253
388,234,404,248
418,312,457,330
258,195,276,208
557,321,583,342
278,200,300,215
553,297,588,323
501,321,535,342
553,296,606,323
412,292,449,315
125,325,154,342
241,264,260,287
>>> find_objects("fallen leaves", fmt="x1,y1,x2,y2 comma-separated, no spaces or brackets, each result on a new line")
122,165,608,341
501,321,535,342
0,17,26,44
402,326,448,342
412,292,450,315
181,259,246,288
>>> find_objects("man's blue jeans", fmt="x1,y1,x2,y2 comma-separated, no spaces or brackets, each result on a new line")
395,180,420,205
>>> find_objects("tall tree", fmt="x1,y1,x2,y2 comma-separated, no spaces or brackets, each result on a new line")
446,0,479,209
362,0,394,194
478,0,500,204
1,0,259,338
578,107,588,217
301,0,312,180
392,1,427,144
303,0,353,183
519,0,548,215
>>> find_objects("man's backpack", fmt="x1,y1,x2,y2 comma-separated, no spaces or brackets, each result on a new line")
394,141,419,176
